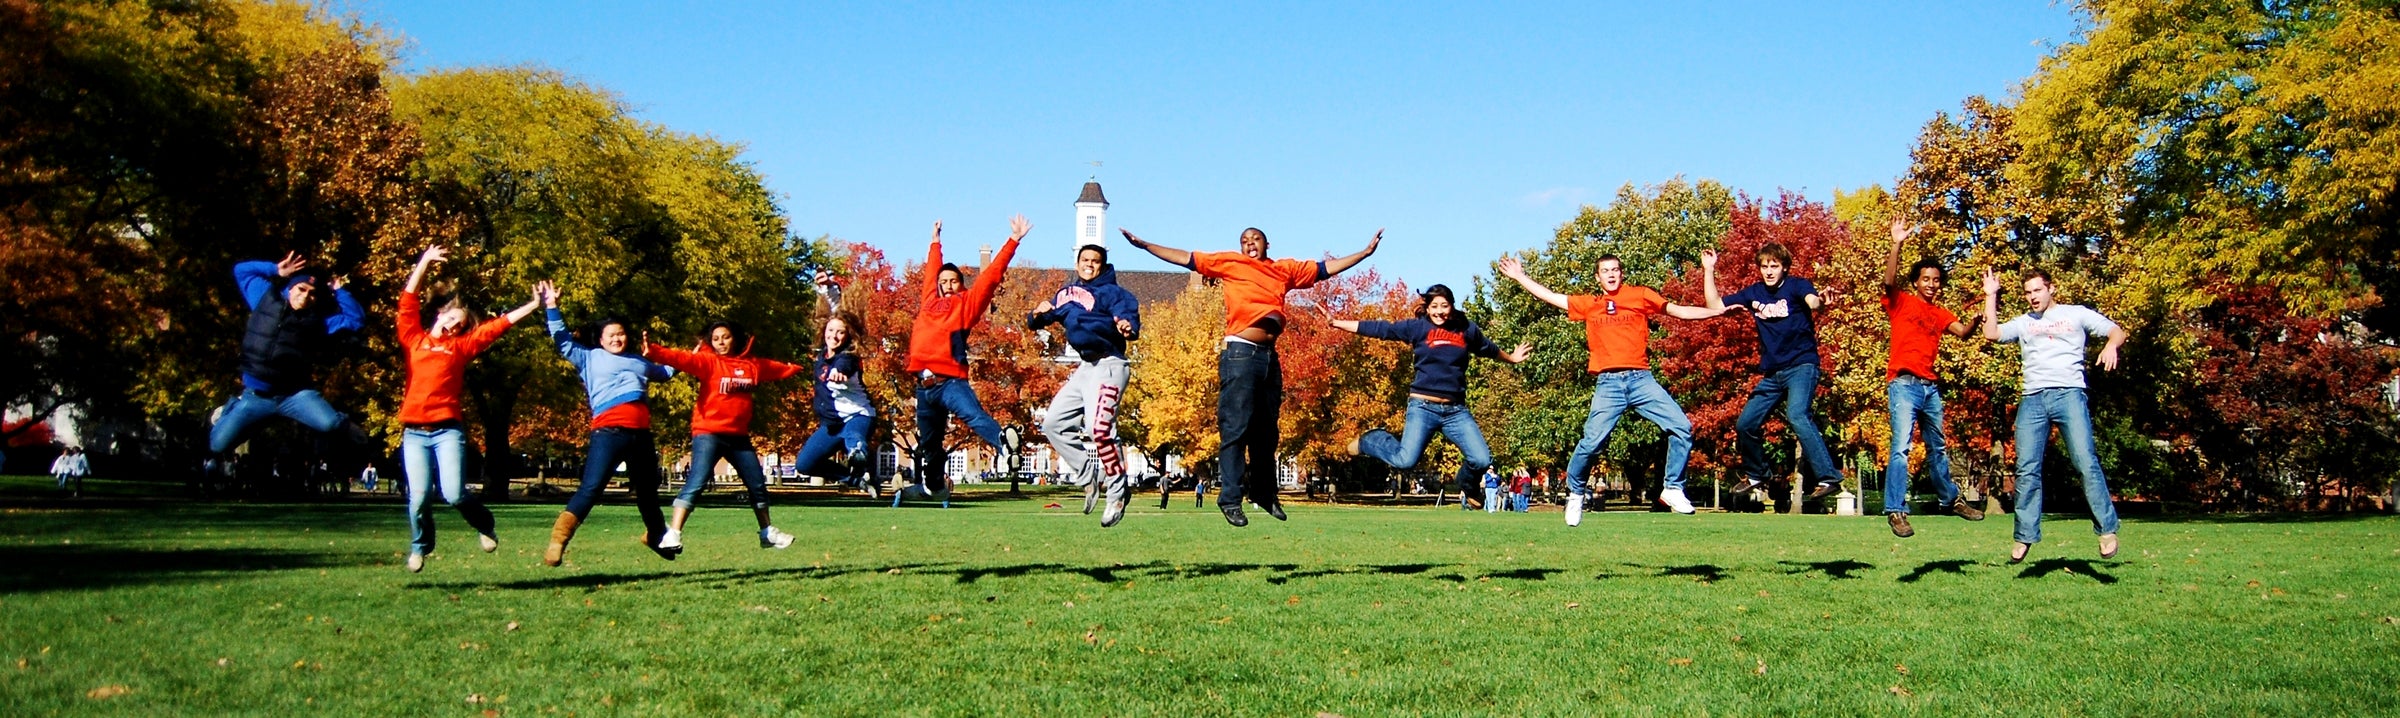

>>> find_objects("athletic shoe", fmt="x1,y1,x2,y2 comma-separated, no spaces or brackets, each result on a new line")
760,526,795,550
1255,496,1287,521
1564,494,1585,527
1729,478,1765,494
659,529,684,551
406,552,425,573
637,528,681,561
478,534,498,553
1949,498,1986,521
2098,533,2119,559
1082,480,1100,515
864,480,880,501
1220,505,1248,527
1101,498,1126,528
1888,512,1915,538
1807,480,1842,499
1660,488,1696,514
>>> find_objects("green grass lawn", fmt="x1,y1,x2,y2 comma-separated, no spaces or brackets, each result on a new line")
2,475,2396,716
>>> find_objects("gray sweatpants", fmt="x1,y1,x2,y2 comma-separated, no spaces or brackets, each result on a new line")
1041,356,1131,496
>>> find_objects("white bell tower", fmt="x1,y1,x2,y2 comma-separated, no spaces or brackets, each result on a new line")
1074,178,1108,255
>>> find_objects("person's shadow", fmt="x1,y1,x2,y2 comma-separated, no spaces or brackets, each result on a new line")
2015,558,2120,584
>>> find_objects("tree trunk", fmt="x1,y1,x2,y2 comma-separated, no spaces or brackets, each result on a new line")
473,389,518,501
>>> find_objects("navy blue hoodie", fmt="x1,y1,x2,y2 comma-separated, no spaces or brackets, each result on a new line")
1026,264,1142,362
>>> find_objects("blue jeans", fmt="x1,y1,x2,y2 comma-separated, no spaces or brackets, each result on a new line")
915,378,1007,490
794,414,874,480
1512,492,1528,512
1216,342,1282,509
565,428,666,537
1883,375,1959,514
401,426,494,555
1483,486,1500,513
209,389,347,454
2011,388,2120,543
1735,363,1839,486
1359,398,1494,496
1562,371,1694,494
675,433,771,511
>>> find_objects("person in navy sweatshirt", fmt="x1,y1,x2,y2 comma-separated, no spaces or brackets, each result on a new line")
204,252,369,481
536,280,679,567
1700,244,1844,502
1329,284,1531,500
1028,244,1142,527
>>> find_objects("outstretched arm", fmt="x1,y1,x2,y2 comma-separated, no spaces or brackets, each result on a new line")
1980,269,2004,341
1660,302,1726,321
1944,300,1979,338
404,245,446,294
1321,229,1382,278
1495,256,1571,311
1884,218,1912,291
1119,229,1193,269
919,221,945,300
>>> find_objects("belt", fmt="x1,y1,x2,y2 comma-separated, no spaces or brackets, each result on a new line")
916,374,955,389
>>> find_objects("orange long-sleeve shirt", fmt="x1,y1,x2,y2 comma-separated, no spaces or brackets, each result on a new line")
395,291,515,426
905,236,1020,379
645,340,807,436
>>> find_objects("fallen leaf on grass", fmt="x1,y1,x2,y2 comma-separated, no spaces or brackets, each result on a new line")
1209,616,1233,625
483,710,500,718
1895,664,1909,676
86,685,130,700
1317,713,1347,718
1756,590,1771,597
215,658,230,668
1753,659,1767,675
1083,631,1098,645
928,614,944,623
1668,657,1693,667
2246,580,2262,588
1889,685,1914,697
1564,602,1581,609
1044,503,1063,509
465,694,485,704
1287,595,1302,606
2381,616,2397,624
505,621,520,632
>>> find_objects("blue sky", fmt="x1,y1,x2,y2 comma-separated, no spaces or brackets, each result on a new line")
370,1,2084,284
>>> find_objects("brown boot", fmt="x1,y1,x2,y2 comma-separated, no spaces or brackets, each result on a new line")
1949,498,1986,521
543,512,582,567
1888,512,1916,538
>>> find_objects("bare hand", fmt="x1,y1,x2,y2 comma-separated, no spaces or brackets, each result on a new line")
1364,228,1383,255
2097,346,2120,372
1889,217,1912,243
930,220,943,243
1008,214,1031,241
827,368,850,383
328,275,347,291
1496,255,1527,280
813,273,840,288
1119,228,1148,249
1034,300,1055,314
419,245,449,266
1699,250,1717,270
1115,318,1134,336
1981,268,2000,295
275,251,308,277
1506,342,1533,363
536,280,559,307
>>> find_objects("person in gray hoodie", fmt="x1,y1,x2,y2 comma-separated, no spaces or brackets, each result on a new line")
535,280,680,567
1027,244,1142,527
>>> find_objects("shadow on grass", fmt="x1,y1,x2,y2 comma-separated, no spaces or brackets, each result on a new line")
2139,512,2392,525
2015,558,2120,584
1643,563,1732,583
0,544,370,594
399,559,1579,593
1897,559,1979,583
1778,559,1874,580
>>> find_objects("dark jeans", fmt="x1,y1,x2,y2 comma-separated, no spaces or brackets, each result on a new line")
1735,363,1841,485
914,378,1007,491
1216,342,1282,509
676,433,770,511
794,414,874,480
566,428,666,536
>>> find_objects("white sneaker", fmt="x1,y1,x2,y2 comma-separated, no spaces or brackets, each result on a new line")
1565,494,1584,527
405,552,425,573
759,526,794,549
660,529,684,550
478,534,498,553
1661,488,1696,514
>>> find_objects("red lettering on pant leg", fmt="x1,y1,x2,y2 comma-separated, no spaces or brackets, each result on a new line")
1093,382,1124,479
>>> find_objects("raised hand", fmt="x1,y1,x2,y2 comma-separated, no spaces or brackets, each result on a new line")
1364,228,1383,255
1889,217,1912,244
1496,255,1528,280
275,251,309,277
930,220,943,243
536,280,560,308
328,275,347,291
419,245,449,267
1700,249,1718,270
1008,214,1031,241
1119,228,1149,249
1981,268,2000,296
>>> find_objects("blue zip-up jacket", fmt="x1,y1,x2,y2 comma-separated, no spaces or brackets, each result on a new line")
1356,317,1503,404
233,260,363,394
1025,264,1141,362
547,308,675,419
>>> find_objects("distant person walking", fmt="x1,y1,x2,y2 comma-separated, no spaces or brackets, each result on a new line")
51,446,87,494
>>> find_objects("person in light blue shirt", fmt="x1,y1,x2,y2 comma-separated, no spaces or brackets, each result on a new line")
1983,267,2129,564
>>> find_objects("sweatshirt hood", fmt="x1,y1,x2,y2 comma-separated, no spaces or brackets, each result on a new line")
1073,264,1120,288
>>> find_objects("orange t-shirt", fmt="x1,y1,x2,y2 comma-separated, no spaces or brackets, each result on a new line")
396,291,514,426
1566,287,1668,373
1189,251,1323,335
1883,288,1958,381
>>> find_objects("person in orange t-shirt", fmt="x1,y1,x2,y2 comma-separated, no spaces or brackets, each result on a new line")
1879,219,1988,539
1121,226,1380,527
1496,253,1725,524
394,245,541,572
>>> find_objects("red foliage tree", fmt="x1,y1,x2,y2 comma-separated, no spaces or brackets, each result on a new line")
2173,283,2400,509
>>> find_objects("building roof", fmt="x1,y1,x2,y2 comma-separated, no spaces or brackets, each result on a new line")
1075,181,1109,206
1111,269,1197,306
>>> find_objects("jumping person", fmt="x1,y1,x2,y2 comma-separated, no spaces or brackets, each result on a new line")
1121,226,1381,526
204,252,369,481
1983,267,2128,563
1699,244,1844,502
1496,254,1727,525
394,246,540,572
1332,284,1530,510
898,217,1029,507
1028,244,1142,527
1879,220,1986,538
789,275,878,498
539,282,678,567
646,320,808,553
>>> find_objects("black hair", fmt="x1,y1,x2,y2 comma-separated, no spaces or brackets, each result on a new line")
1415,284,1460,324
584,316,632,346
939,263,962,279
1596,254,1624,268
704,320,750,354
1909,259,1946,283
1077,244,1108,263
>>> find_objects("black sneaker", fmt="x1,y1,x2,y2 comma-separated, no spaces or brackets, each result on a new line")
1255,497,1287,521
1807,480,1842,499
1220,505,1249,527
